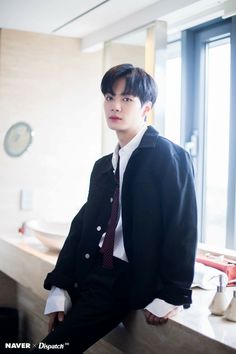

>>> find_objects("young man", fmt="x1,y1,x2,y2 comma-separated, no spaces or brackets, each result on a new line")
33,64,197,352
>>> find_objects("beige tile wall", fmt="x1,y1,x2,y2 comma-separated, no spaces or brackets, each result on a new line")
0,29,103,234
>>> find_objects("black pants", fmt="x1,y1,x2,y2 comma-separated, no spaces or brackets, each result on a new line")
32,253,131,353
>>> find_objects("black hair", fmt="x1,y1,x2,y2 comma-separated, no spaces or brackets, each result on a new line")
101,63,158,106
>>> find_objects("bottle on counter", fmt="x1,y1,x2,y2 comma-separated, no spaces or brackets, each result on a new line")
209,274,229,316
224,290,236,322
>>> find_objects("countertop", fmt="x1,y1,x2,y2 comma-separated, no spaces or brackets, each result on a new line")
0,234,235,352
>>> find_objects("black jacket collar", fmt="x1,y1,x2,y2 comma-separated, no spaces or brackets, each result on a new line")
101,125,159,174
138,125,159,149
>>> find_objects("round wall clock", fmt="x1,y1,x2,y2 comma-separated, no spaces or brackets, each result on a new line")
3,122,34,157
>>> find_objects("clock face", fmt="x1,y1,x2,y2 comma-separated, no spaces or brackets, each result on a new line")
4,122,33,157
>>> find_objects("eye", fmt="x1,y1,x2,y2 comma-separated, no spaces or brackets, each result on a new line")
105,95,113,101
122,97,133,102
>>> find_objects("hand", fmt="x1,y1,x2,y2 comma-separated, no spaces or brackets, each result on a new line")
143,307,179,326
143,309,168,325
48,311,64,333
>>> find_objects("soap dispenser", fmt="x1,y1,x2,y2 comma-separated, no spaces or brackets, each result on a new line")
224,290,236,322
209,274,229,316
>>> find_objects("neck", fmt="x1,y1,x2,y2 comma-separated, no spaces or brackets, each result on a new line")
116,125,145,147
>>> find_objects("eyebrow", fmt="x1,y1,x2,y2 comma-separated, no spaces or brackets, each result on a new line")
105,92,134,96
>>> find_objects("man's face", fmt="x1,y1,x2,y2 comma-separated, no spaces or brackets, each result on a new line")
103,78,151,134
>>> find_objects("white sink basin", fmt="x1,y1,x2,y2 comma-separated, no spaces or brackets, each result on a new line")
25,219,70,251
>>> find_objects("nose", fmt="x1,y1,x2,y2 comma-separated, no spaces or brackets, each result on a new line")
111,99,121,112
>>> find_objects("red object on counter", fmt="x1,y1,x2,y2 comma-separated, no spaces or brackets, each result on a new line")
18,222,26,235
196,254,236,286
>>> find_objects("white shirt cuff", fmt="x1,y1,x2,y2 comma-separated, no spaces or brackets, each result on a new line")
145,298,181,317
44,286,72,315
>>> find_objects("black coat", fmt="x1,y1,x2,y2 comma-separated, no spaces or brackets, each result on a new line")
44,126,197,309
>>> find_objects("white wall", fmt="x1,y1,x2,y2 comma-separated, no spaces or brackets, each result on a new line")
0,29,103,233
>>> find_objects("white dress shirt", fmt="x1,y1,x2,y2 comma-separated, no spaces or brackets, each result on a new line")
45,124,180,317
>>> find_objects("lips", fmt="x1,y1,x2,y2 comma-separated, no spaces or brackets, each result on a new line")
109,116,121,121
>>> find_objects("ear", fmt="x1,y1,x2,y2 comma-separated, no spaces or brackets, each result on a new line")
142,101,152,117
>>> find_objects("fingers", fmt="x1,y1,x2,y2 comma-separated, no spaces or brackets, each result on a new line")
48,313,57,333
58,311,65,322
48,312,65,333
143,309,168,326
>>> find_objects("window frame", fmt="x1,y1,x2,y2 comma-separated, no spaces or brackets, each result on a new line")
181,17,236,250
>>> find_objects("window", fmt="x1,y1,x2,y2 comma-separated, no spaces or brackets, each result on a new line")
203,38,230,248
181,17,236,250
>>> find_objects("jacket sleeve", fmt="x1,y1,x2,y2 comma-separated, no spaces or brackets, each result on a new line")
44,203,86,290
157,150,197,305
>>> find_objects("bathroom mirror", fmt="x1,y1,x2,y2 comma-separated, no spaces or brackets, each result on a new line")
3,121,34,157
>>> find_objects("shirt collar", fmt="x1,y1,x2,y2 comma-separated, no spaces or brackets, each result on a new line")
112,125,147,170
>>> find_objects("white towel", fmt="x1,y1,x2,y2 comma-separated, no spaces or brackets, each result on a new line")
192,262,228,290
